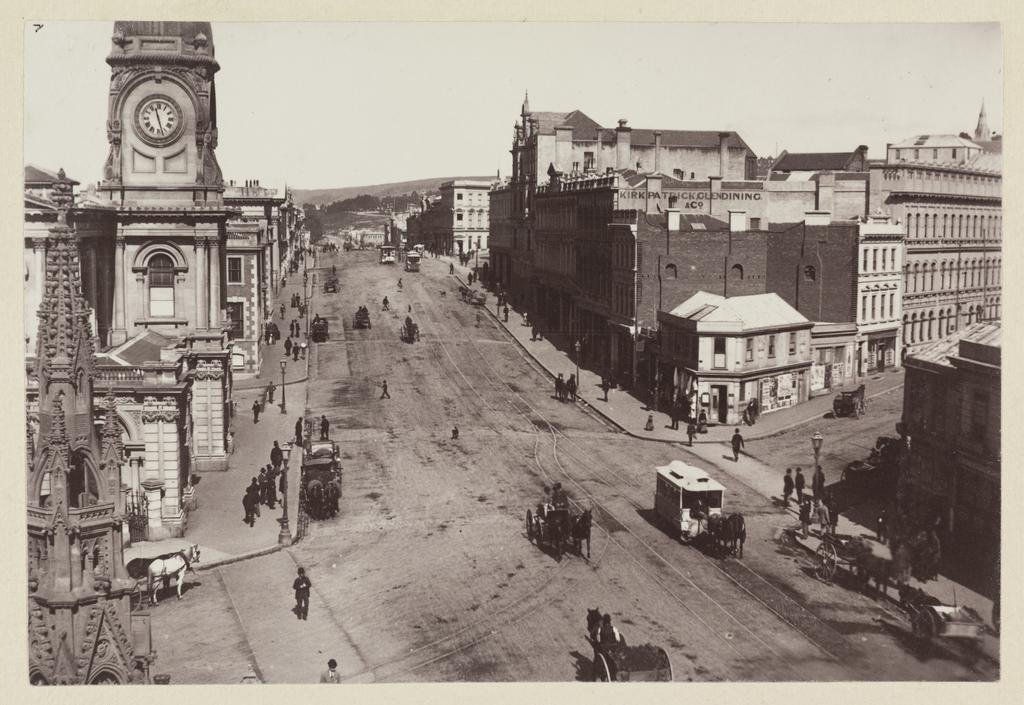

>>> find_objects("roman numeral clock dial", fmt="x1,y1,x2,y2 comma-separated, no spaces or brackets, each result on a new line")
134,95,184,145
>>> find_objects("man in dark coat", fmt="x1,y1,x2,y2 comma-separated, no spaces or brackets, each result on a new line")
284,337,293,358
295,417,304,446
320,415,330,440
731,428,745,462
293,567,312,620
267,380,276,405
794,467,806,504
669,401,680,430
503,305,509,322
686,420,696,446
783,468,795,507
799,498,812,538
567,374,577,402
293,343,300,361
271,441,284,472
812,465,826,501
244,478,261,526
265,464,278,509
252,399,261,424
380,379,390,399
601,376,611,402
257,467,268,505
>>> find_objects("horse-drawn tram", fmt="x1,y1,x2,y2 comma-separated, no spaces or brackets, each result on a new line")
526,484,592,558
654,460,724,541
300,440,342,521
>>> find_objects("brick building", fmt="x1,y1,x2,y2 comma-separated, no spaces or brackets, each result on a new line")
901,323,1000,574
868,122,1002,358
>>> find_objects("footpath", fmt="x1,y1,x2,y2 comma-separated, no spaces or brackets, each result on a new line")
448,258,994,633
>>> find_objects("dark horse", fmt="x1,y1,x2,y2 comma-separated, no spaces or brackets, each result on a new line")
705,513,746,558
571,509,593,559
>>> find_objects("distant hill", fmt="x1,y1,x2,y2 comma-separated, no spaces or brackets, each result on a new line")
294,176,495,207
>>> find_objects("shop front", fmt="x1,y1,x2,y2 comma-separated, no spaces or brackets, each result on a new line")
866,328,899,371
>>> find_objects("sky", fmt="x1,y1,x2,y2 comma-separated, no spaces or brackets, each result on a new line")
24,21,1002,192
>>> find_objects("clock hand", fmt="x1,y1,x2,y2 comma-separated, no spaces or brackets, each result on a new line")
155,111,164,133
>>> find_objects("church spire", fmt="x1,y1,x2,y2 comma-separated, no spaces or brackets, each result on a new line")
974,100,991,141
522,90,530,116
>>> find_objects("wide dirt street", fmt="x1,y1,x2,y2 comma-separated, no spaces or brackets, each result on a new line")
154,248,996,683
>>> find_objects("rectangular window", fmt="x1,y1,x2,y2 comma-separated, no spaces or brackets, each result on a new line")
457,213,464,222
584,152,595,171
226,301,244,340
750,218,761,230
914,149,920,160
933,149,938,159
788,333,796,355
713,337,726,369
861,296,867,320
149,287,174,317
745,338,753,362
872,249,878,271
457,193,463,200
863,249,869,271
227,256,243,284
952,148,958,159
767,335,776,358
572,162,580,172
871,295,877,320
889,293,894,318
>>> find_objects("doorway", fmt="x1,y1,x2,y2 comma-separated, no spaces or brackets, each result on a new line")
711,384,729,424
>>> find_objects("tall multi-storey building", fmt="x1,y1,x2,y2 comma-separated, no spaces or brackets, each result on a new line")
439,180,492,254
868,117,1002,358
855,213,905,374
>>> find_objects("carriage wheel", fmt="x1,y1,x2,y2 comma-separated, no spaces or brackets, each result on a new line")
594,652,612,682
526,509,534,542
815,542,838,582
912,608,938,642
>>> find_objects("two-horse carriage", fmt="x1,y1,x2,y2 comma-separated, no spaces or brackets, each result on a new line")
125,543,201,607
654,461,745,557
401,315,420,343
353,306,372,329
311,317,330,342
526,487,592,559
585,609,672,682
301,440,342,521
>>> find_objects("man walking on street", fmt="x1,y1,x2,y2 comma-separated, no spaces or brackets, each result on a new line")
686,420,696,446
503,305,509,323
293,567,312,620
825,493,839,535
271,440,284,473
731,428,745,462
284,336,293,358
293,342,300,362
380,379,391,399
295,417,304,446
320,415,330,440
601,376,611,402
783,468,794,507
795,467,806,505
267,380,276,405
812,465,826,501
252,399,261,424
799,498,811,538
669,401,680,430
814,498,830,535
320,659,341,684
265,465,278,509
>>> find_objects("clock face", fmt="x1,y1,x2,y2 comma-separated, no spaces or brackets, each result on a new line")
135,96,183,145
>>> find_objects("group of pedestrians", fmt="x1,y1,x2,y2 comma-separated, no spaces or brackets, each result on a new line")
284,336,306,361
242,440,287,527
782,465,838,538
554,373,578,403
263,320,281,345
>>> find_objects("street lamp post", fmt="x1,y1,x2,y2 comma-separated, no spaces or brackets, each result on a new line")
574,340,581,387
277,442,292,546
811,431,823,471
279,359,287,414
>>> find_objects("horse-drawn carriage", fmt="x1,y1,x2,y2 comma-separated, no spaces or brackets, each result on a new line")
353,306,372,329
833,384,867,418
458,286,487,306
585,609,672,682
526,485,592,558
401,316,420,343
301,440,342,521
311,317,330,342
323,275,339,293
125,543,201,606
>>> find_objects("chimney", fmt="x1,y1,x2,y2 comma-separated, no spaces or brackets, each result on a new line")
718,132,731,178
667,208,681,231
616,119,632,170
654,131,662,172
728,210,747,232
805,210,831,226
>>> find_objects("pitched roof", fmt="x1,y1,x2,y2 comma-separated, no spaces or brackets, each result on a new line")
666,291,809,331
25,164,79,186
967,152,1002,174
108,330,175,366
772,152,860,172
603,128,751,152
677,214,729,231
890,134,980,149
907,322,1000,368
974,138,1002,154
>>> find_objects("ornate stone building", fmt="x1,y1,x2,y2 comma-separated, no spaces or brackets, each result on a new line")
27,173,155,684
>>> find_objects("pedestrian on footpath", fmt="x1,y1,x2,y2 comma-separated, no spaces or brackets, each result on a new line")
284,337,293,358
252,399,262,424
242,484,257,527
267,380,276,405
281,275,286,290
794,467,806,505
295,417,304,446
293,567,312,620
601,376,611,402
523,311,529,328
380,379,391,399
812,465,826,501
476,311,482,328
686,420,696,446
783,468,794,507
503,305,509,322
271,441,284,472
320,415,330,440
265,465,278,509
449,263,454,275
293,343,300,362
257,467,268,505
645,414,655,431
799,498,811,538
320,659,341,684
669,401,680,430
555,374,564,402
814,498,830,535
280,303,286,320
451,425,459,440
731,428,745,462
567,374,578,402
825,493,839,535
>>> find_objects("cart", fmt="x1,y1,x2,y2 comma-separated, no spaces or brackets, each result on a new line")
323,276,339,293
833,384,867,418
587,636,672,682
903,595,986,643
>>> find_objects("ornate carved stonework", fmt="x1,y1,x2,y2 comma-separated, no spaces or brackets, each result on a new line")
141,395,178,423
194,360,223,380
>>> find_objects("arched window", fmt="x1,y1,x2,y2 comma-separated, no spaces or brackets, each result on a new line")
912,263,920,292
942,213,948,238
665,263,678,279
872,248,878,271
948,307,956,334
932,213,938,239
938,309,945,336
927,311,934,340
730,264,744,280
929,263,936,291
147,253,175,317
939,262,946,290
903,314,910,343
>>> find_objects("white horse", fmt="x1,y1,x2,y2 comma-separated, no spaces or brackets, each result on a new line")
146,544,200,605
